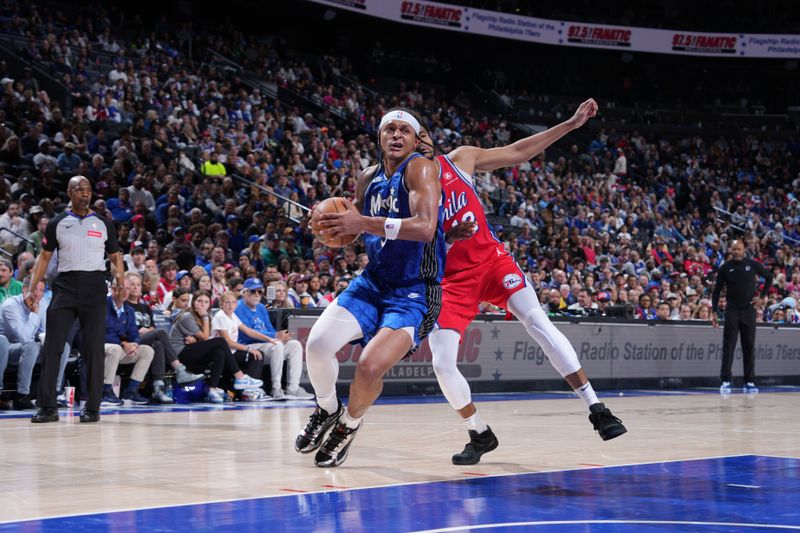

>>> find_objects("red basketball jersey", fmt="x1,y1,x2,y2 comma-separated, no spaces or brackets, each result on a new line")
438,154,507,276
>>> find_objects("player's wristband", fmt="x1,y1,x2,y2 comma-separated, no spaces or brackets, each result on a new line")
384,218,402,240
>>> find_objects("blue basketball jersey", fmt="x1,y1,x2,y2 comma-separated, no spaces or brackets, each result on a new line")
362,152,446,288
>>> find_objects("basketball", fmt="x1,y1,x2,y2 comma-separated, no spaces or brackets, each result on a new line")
310,197,360,248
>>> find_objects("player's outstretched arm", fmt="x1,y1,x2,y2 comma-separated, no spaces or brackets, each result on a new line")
450,98,598,175
316,156,440,242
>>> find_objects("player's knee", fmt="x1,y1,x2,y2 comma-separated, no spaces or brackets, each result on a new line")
520,308,557,351
305,332,325,361
431,351,456,378
355,357,385,383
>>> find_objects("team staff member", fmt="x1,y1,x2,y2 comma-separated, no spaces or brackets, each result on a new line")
711,239,773,393
29,176,125,423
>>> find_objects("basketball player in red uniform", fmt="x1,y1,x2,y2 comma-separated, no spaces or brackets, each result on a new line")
418,99,627,465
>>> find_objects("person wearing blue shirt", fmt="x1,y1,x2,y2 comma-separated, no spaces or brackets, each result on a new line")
0,277,67,409
106,188,134,222
102,278,154,405
234,278,311,401
225,214,246,257
56,143,81,173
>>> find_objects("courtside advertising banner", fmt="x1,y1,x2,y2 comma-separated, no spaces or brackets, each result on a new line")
289,316,800,383
309,0,800,58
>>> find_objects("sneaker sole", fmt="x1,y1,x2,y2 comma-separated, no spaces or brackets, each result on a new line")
31,416,59,423
233,383,263,390
599,424,628,441
451,437,499,466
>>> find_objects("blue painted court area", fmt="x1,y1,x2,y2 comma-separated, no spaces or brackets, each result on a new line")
2,455,798,532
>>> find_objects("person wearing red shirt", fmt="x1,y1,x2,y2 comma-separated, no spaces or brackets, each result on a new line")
156,260,179,307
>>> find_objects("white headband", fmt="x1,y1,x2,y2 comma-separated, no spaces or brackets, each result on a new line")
378,110,421,135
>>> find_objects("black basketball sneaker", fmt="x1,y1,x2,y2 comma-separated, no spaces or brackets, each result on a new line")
314,421,360,468
589,402,627,441
452,426,499,465
295,402,344,453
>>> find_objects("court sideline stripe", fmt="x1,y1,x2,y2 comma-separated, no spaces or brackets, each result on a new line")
411,519,800,532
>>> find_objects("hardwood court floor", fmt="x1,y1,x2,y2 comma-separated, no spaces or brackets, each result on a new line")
0,390,798,525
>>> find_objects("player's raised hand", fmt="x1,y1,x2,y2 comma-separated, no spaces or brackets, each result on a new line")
568,98,598,129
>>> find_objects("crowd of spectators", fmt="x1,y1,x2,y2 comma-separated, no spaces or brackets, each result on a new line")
0,0,799,406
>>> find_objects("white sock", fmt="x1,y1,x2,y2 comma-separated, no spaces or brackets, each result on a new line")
464,412,488,434
317,393,339,415
341,408,361,429
575,382,599,411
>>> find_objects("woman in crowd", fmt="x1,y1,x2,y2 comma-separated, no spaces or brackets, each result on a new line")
166,287,192,319
269,280,294,309
692,302,712,321
169,290,263,403
125,272,204,403
198,274,212,293
211,292,276,401
636,294,657,320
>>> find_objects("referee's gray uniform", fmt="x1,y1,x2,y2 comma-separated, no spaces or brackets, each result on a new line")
37,210,119,411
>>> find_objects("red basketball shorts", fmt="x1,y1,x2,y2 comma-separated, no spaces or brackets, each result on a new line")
437,254,527,336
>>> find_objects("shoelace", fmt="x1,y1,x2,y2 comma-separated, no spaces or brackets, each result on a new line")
304,409,331,435
594,410,622,426
322,424,352,453
462,442,478,455
463,433,490,454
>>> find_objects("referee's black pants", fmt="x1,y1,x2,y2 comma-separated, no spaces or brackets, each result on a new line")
720,307,757,383
38,272,108,410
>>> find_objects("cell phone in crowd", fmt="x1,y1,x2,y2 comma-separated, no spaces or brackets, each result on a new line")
266,285,276,302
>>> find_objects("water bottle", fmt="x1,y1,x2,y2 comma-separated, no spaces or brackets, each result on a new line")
165,379,174,400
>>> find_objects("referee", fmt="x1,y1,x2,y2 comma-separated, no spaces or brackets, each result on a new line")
711,239,773,393
30,176,125,423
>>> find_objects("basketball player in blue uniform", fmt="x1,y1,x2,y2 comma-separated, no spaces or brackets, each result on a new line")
295,109,445,467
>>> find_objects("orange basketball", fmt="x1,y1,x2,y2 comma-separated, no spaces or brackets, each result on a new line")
310,197,360,248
